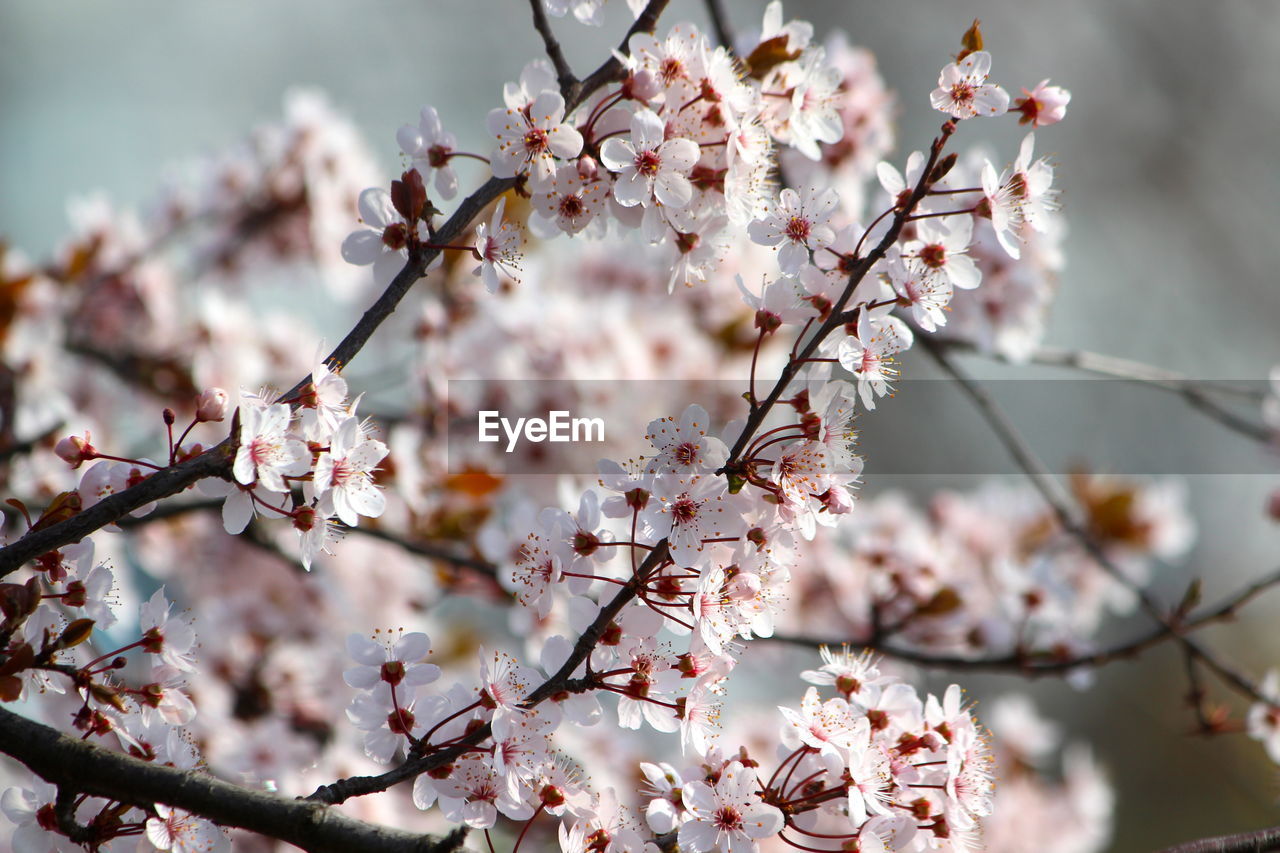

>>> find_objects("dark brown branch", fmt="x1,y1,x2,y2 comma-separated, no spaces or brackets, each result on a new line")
529,0,578,97
0,705,467,853
0,443,235,578
1157,825,1280,853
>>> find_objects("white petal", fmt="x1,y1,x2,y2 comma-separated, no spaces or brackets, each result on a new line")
341,230,385,266
357,187,394,229
612,170,650,207
659,138,700,173
653,172,693,209
599,138,635,172
546,125,583,160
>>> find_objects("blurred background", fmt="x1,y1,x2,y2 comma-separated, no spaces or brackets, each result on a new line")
2,1,1279,849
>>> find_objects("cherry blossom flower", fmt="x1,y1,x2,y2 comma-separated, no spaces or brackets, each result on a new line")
530,165,609,236
930,50,1009,119
344,631,441,692
2,779,77,853
347,681,423,763
473,197,523,292
313,416,388,526
887,249,952,332
778,686,859,754
65,560,117,629
646,474,745,567
801,645,882,700
232,402,310,493
397,104,459,200
139,587,198,673
488,91,583,189
905,215,980,290
845,718,894,825
79,459,158,517
678,761,783,853
980,132,1057,259
1014,79,1071,127
782,47,845,161
600,108,700,209
479,647,540,726
836,313,915,409
736,273,811,332
665,215,731,292
340,186,427,284
748,186,838,275
431,757,531,828
645,404,729,475
139,664,197,726
1246,670,1280,764
145,804,230,850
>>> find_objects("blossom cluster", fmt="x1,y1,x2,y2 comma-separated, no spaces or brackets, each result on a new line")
784,476,1193,666
12,2,1242,852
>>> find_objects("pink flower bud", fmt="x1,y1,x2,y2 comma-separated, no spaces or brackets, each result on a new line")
1268,490,1280,522
195,388,229,423
724,571,762,602
819,485,855,515
576,155,599,182
55,434,95,469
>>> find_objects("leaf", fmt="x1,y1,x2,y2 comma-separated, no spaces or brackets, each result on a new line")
30,490,83,532
56,618,96,650
744,35,801,80
957,19,984,62
917,587,962,616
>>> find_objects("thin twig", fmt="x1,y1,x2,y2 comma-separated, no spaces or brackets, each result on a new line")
703,0,735,50
770,564,1280,675
919,335,1270,705
529,0,578,97
940,341,1273,444
1157,825,1280,853
307,540,671,805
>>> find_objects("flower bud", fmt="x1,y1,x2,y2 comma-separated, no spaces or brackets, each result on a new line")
819,485,855,515
576,155,599,182
1268,489,1280,522
55,434,95,468
195,388,229,423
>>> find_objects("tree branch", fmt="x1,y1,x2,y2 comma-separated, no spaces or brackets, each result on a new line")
307,540,670,805
529,0,578,98
1157,825,1280,853
770,564,1280,675
0,705,468,853
918,335,1270,705
939,340,1273,444
0,0,678,581
703,0,735,50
